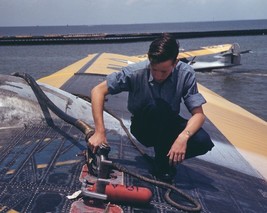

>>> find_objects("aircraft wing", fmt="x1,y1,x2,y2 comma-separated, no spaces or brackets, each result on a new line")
37,44,237,89
38,53,146,88
178,44,233,58
1,49,267,213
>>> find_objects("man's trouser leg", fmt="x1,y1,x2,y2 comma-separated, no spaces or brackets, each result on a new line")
130,100,214,170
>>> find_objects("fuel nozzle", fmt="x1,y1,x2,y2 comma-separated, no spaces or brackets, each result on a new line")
98,143,111,159
86,143,111,178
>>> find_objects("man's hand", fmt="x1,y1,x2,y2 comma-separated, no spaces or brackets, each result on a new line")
167,134,189,166
87,131,107,154
167,106,205,166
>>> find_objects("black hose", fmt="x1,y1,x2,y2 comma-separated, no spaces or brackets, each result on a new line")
12,72,95,137
13,72,202,212
112,162,201,212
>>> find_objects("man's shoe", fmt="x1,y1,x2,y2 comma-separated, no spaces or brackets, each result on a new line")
156,171,175,183
152,165,176,183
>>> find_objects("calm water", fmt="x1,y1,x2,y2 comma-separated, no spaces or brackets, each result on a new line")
0,20,267,121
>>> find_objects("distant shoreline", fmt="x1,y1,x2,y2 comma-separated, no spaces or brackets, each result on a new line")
0,29,266,45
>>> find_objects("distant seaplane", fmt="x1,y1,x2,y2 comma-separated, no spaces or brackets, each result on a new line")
97,43,250,72
179,43,251,71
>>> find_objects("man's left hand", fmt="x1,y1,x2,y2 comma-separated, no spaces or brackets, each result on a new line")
167,135,188,166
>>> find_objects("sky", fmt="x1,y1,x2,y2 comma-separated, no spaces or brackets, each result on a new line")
0,0,267,26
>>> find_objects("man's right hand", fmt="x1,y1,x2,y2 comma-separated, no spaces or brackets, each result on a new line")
87,131,107,154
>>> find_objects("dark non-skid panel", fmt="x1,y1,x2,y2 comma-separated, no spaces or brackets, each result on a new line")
1,120,267,212
60,73,106,97
0,124,87,213
60,73,131,122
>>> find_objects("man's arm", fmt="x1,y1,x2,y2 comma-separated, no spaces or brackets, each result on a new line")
167,106,205,165
88,80,109,153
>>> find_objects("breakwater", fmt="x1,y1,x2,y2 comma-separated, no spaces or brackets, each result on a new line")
1,29,266,45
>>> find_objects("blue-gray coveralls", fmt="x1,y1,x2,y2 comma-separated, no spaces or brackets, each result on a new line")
107,60,214,169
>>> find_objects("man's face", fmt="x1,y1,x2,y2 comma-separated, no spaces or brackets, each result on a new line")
150,59,175,83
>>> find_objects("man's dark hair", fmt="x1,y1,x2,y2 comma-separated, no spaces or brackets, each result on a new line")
148,33,179,64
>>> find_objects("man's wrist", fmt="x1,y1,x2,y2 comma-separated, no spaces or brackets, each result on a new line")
180,130,191,139
178,130,191,141
185,130,192,137
95,127,106,134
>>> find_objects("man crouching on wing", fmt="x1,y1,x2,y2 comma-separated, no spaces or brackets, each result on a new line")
87,33,214,182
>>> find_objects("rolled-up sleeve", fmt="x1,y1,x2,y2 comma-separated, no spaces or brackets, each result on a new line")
107,60,149,95
184,92,206,112
183,70,206,112
106,69,131,94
